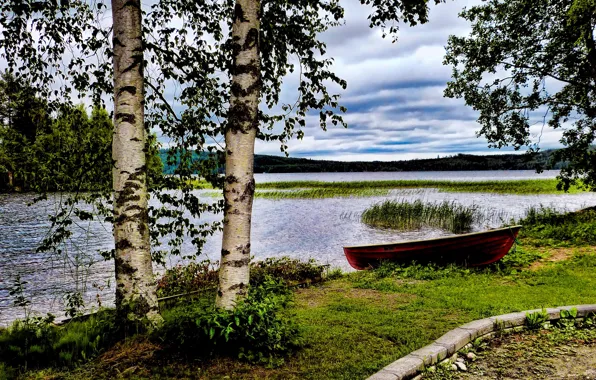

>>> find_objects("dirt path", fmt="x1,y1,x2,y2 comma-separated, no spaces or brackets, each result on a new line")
450,328,596,380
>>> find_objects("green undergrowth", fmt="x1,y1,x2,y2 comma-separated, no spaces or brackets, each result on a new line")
518,205,596,246
361,199,482,233
158,277,300,366
156,257,328,299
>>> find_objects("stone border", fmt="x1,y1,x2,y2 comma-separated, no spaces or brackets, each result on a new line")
367,304,596,380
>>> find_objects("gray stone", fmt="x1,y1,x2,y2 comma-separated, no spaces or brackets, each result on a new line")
366,369,398,380
490,311,526,329
466,352,477,361
459,318,496,339
409,343,448,366
455,361,468,372
435,328,472,355
456,357,464,363
451,364,458,371
380,355,424,380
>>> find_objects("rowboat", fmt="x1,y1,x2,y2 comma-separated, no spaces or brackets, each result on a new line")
343,225,522,270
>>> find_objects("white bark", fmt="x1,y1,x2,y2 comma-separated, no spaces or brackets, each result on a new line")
216,0,261,310
111,0,161,325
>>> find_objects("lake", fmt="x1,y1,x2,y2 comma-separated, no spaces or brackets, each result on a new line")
1,170,595,324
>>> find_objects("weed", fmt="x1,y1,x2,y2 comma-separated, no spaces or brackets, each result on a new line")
526,309,549,330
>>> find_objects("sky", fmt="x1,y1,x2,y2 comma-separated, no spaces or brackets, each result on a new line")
250,0,565,162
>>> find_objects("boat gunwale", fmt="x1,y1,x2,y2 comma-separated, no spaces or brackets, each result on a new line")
343,225,522,249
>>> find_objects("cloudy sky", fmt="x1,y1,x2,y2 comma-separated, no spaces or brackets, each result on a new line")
251,0,564,162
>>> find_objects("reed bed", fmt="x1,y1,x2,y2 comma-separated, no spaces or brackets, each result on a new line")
361,199,483,233
257,179,582,194
200,188,389,199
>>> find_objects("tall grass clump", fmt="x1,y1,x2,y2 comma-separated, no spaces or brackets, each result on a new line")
361,199,482,233
0,310,118,372
519,205,596,245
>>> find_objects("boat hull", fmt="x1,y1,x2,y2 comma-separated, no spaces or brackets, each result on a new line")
343,226,522,270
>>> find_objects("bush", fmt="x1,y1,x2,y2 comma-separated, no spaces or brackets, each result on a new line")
158,276,301,365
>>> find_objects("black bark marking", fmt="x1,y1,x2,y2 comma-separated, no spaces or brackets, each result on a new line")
244,28,259,50
130,137,141,142
230,78,261,98
116,112,136,124
240,178,255,202
115,255,137,275
115,239,133,250
223,258,250,267
234,3,248,23
228,282,247,291
230,63,259,77
118,85,137,96
236,243,251,255
225,175,239,184
122,53,143,74
113,37,125,47
221,249,231,256
121,0,140,10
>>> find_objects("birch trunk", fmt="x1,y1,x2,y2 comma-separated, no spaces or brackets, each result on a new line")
215,0,261,310
111,0,161,325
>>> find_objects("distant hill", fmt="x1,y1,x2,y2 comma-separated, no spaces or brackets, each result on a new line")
159,149,565,174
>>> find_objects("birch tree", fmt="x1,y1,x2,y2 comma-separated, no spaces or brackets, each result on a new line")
111,0,161,325
215,0,446,309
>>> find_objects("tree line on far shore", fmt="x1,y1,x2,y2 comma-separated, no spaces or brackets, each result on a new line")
0,74,162,192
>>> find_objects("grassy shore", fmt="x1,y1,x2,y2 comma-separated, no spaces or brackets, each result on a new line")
7,208,596,380
24,246,596,380
194,178,586,198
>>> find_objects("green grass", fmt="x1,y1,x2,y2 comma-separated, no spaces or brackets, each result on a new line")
361,199,482,233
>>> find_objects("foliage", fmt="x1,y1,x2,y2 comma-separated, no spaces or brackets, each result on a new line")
0,75,163,192
159,277,300,365
250,257,326,286
156,257,328,298
518,206,596,245
0,311,118,372
361,199,482,233
444,0,596,190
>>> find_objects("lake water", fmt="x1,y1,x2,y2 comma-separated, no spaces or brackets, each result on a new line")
1,170,595,324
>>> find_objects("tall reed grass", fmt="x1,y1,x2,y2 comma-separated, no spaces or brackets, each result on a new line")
361,199,482,233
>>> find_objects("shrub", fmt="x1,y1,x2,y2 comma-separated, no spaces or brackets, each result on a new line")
156,257,328,298
158,276,301,366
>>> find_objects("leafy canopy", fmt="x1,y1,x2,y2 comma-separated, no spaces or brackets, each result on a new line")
444,0,596,190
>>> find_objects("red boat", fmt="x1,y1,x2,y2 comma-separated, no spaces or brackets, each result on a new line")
343,225,522,270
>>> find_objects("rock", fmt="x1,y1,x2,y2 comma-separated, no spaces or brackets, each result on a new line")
466,352,477,361
451,364,458,371
456,357,465,363
455,361,468,372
